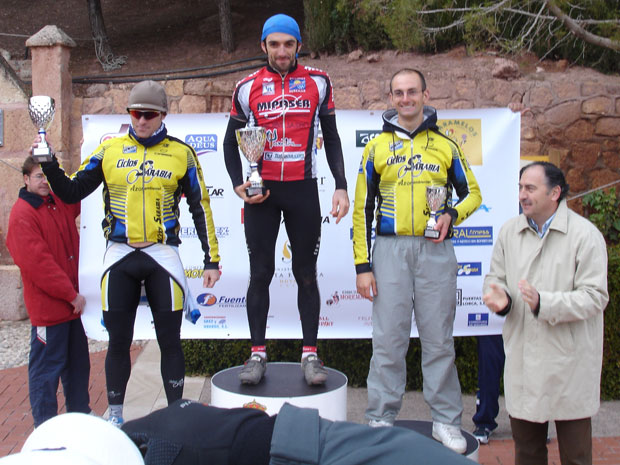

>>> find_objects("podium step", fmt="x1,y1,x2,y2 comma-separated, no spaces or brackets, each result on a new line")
211,362,348,421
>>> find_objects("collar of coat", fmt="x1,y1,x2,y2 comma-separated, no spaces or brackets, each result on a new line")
518,199,568,236
18,186,54,209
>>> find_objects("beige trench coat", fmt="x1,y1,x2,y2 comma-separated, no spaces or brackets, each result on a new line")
484,200,608,422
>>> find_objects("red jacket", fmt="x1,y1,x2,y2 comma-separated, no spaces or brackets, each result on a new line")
6,188,81,326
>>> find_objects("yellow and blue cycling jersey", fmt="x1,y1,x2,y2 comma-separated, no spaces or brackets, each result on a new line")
352,107,481,274
42,130,220,269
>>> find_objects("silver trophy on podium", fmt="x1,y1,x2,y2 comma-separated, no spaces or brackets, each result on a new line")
28,96,56,163
236,126,267,197
424,185,447,239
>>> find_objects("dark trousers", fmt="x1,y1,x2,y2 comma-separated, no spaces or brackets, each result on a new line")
510,416,592,465
29,318,91,427
473,334,505,430
244,179,321,347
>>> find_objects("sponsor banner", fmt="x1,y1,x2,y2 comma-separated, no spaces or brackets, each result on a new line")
79,108,519,339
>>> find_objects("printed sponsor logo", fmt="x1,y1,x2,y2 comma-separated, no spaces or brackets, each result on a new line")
185,134,217,155
196,293,217,306
356,130,382,147
478,204,492,213
243,400,267,411
438,118,483,165
468,313,489,327
397,154,440,178
386,154,406,165
457,289,484,307
100,124,130,143
452,226,493,246
122,145,137,154
117,158,139,168
319,315,333,327
350,227,376,240
196,293,246,308
457,262,482,276
289,77,306,92
206,185,225,199
180,226,229,239
389,140,403,152
358,316,373,327
256,97,311,119
263,151,304,162
202,316,228,329
262,82,275,95
215,226,230,238
281,240,292,263
126,160,172,184
325,290,365,306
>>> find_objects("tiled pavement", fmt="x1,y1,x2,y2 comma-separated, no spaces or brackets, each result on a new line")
2,343,620,464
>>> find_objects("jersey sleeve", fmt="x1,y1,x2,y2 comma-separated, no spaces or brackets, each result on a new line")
180,146,221,269
446,138,482,225
41,146,105,203
352,140,378,273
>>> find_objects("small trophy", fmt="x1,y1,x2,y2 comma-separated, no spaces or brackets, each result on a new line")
28,96,56,163
424,185,447,239
236,126,267,197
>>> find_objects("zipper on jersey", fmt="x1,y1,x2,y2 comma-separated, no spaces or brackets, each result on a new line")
141,146,147,242
280,73,287,181
410,139,415,234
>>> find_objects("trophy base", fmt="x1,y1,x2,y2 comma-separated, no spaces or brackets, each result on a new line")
423,228,440,239
246,185,266,197
32,151,54,163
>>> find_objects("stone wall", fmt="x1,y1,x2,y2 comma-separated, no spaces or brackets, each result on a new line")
0,58,29,319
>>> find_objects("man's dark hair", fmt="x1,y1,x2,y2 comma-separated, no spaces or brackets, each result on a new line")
389,68,427,93
519,161,570,202
22,156,38,176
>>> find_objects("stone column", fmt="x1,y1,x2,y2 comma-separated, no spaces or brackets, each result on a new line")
26,25,76,171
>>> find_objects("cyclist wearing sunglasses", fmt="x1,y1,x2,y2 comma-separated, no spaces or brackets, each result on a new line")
38,80,220,427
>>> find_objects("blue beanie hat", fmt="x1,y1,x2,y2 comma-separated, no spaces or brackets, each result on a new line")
261,14,302,42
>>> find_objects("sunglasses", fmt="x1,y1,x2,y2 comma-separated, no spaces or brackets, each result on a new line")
128,110,161,120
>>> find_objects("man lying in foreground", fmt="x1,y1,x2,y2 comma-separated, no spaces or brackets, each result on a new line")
121,399,474,464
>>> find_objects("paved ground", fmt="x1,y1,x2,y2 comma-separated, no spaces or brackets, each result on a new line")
2,340,620,464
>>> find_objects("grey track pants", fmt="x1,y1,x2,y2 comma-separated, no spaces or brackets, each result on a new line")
365,235,463,426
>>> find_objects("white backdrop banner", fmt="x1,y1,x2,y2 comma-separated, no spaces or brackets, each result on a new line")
78,109,519,340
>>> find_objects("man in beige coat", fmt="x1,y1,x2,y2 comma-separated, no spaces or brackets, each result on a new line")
483,161,608,465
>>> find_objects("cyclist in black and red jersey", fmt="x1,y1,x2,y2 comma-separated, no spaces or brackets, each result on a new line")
223,13,349,386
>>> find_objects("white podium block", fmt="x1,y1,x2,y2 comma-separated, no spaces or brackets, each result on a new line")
211,362,348,421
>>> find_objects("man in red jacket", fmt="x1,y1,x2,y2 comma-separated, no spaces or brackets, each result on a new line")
6,156,91,427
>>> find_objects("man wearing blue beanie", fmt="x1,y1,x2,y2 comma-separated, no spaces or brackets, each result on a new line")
223,14,349,386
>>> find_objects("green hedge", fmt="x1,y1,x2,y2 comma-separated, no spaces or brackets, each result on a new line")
183,335,478,391
183,243,620,398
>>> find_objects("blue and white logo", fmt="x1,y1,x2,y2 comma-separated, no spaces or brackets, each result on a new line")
185,134,217,156
467,313,489,327
452,226,493,246
457,262,482,276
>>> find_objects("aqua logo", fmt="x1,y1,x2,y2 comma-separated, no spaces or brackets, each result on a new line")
185,134,217,156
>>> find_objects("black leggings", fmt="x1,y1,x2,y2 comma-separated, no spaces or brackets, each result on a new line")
244,179,321,347
102,249,185,406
